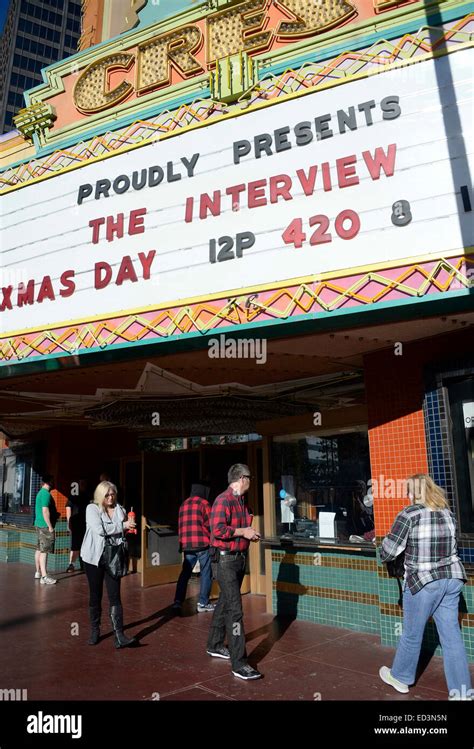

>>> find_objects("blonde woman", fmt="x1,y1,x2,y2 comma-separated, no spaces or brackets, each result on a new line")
80,481,136,648
379,474,472,699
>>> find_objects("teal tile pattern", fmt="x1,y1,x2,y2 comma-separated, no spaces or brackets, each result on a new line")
271,549,474,662
271,549,380,634
0,521,77,573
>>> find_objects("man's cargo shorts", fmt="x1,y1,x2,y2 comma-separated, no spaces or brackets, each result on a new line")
36,527,55,553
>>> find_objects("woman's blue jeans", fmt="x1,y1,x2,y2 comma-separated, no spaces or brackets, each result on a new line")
391,578,472,695
174,548,212,606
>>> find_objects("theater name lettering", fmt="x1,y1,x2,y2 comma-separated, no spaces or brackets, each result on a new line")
73,0,361,114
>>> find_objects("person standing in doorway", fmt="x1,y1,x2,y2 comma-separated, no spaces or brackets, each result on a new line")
34,475,57,585
206,463,262,680
66,478,90,572
173,482,215,613
379,474,472,699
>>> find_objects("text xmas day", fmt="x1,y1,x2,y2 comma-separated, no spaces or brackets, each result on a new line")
1,96,401,313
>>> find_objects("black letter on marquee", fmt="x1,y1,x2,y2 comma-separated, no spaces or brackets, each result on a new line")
381,95,401,120
295,121,313,146
358,100,376,126
254,133,273,159
95,179,111,200
315,114,333,140
234,140,251,165
113,175,130,194
77,184,92,205
274,126,291,153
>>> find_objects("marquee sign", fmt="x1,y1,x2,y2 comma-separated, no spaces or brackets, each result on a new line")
1,49,472,339
72,0,361,114
27,0,416,139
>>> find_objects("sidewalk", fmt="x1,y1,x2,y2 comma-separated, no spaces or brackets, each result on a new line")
1,563,470,702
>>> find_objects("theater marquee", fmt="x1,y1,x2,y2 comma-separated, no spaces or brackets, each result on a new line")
24,0,418,143
73,0,357,113
1,50,472,350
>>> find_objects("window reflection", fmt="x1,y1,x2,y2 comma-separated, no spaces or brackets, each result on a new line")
272,431,372,542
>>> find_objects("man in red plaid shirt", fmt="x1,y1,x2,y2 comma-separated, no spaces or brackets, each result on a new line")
206,463,262,680
173,482,216,613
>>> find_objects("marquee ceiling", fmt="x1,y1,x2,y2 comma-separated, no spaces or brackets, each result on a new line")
0,312,472,437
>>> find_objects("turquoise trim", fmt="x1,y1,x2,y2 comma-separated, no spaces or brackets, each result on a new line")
0,288,471,378
0,87,211,172
33,87,212,159
258,2,473,77
1,153,34,173
2,4,469,170
137,1,207,30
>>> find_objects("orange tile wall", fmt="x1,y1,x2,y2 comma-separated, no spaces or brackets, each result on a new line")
365,345,429,536
364,328,471,536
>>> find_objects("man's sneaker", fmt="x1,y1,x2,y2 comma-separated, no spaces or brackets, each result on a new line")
206,647,230,660
232,665,262,680
197,602,216,613
379,666,409,694
40,575,57,585
171,601,182,610
34,571,41,579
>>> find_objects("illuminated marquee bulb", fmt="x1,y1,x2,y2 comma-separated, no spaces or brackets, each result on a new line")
137,26,203,93
276,0,356,37
73,53,134,114
208,0,272,63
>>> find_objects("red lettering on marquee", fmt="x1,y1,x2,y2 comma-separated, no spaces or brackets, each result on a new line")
336,155,359,188
37,276,55,303
362,144,397,180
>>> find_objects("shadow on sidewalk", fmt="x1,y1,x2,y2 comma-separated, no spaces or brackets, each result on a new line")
248,550,307,665
121,604,175,645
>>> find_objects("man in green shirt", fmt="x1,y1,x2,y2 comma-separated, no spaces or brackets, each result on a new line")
34,476,57,585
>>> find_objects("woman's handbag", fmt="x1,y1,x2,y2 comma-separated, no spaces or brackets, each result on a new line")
385,551,405,578
100,515,129,579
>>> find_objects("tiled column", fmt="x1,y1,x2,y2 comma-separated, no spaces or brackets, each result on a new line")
364,346,428,650
364,344,473,661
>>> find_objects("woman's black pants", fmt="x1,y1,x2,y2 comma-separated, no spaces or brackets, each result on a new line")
84,561,121,608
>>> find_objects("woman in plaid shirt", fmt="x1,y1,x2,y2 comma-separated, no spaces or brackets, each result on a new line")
379,474,472,699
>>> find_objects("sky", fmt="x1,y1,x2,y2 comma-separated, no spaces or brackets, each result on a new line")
0,0,10,36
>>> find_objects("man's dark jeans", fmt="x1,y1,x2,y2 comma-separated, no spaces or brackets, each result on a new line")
175,548,212,606
207,554,247,670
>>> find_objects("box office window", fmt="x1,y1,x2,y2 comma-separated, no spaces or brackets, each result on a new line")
272,430,372,542
1,442,46,517
2,452,35,515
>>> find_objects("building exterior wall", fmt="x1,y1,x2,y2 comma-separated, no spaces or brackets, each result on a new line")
366,346,430,538
270,328,474,660
0,0,472,664
0,0,82,133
